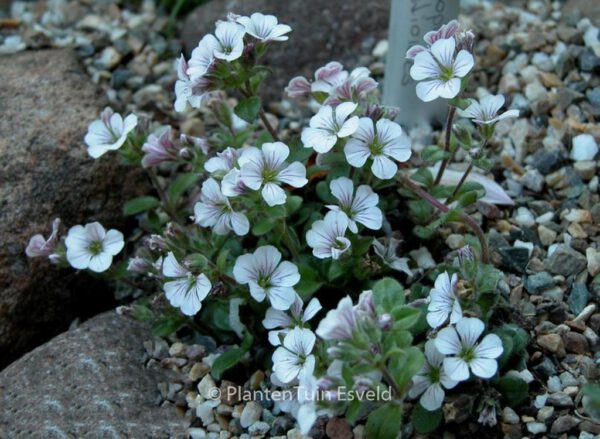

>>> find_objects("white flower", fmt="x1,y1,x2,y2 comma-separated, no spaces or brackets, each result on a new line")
301,102,359,154
26,218,61,258
263,295,322,345
406,20,460,59
221,168,248,197
461,94,520,125
427,272,462,329
408,340,458,411
409,37,474,102
162,252,211,316
194,178,249,236
311,61,348,95
326,177,382,233
65,222,124,273
204,147,241,175
212,21,245,62
187,35,219,79
325,67,378,106
316,296,357,340
435,317,503,382
174,55,212,112
237,13,291,42
285,76,312,98
233,245,300,310
272,327,316,383
295,373,320,434
84,107,138,159
306,211,351,260
239,142,307,206
372,238,412,276
141,127,179,168
344,117,411,180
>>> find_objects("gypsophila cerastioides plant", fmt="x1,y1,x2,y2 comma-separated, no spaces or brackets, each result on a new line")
27,13,531,437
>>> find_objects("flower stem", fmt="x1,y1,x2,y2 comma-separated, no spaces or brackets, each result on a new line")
147,169,182,225
400,174,490,263
242,81,280,141
433,105,457,186
445,161,474,204
258,108,280,141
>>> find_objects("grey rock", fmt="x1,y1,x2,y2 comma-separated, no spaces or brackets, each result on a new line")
531,149,563,175
568,283,590,315
501,407,520,425
182,0,390,100
578,47,600,72
526,422,547,434
546,245,587,276
546,392,574,408
240,401,262,428
587,87,600,109
499,247,530,273
550,414,581,434
0,312,188,437
521,169,545,192
563,331,589,354
533,357,557,379
0,49,146,368
524,272,555,293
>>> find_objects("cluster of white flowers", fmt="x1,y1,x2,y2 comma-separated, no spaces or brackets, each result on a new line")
409,271,503,411
175,13,291,112
286,61,377,106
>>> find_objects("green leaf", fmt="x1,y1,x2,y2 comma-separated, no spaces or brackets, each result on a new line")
296,264,324,297
407,199,433,223
216,248,230,272
421,145,449,163
410,169,433,187
168,173,199,201
457,190,480,207
365,403,403,439
285,195,303,215
234,96,261,123
493,376,529,407
345,399,362,425
328,260,345,282
412,403,442,433
211,333,253,380
373,277,404,312
252,217,276,236
391,307,421,330
389,346,424,391
132,303,154,322
151,317,184,336
123,196,160,216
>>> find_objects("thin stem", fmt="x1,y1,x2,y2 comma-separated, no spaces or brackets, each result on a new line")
258,108,280,141
446,161,474,204
242,81,280,141
147,169,182,225
400,174,490,263
433,105,457,186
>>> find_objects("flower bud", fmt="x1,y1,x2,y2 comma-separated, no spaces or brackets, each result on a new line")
127,257,148,273
457,245,474,264
144,234,167,251
377,313,393,331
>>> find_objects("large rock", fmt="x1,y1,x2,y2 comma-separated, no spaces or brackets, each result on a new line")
182,0,390,99
0,311,188,437
0,50,145,368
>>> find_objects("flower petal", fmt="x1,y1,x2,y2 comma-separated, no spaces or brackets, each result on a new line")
443,357,470,382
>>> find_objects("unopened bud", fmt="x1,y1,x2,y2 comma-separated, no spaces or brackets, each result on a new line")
377,313,393,331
